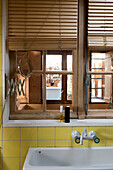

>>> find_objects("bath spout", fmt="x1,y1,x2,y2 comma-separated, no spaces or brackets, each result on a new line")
80,128,87,145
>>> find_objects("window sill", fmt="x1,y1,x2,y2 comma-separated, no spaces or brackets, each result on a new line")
3,118,113,127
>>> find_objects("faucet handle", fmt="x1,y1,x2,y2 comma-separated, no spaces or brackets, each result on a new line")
71,131,80,144
71,131,79,138
93,136,100,144
75,136,80,144
88,131,100,143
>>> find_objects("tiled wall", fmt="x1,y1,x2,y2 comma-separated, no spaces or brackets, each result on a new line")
0,126,113,170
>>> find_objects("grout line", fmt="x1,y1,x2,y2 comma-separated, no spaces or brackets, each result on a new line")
37,127,38,147
3,157,21,159
71,126,73,147
105,127,107,147
3,140,38,141
2,123,3,170
88,126,90,147
54,127,56,147
19,128,21,170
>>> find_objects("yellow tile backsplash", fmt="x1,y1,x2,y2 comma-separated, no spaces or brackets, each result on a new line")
1,125,113,170
3,158,20,170
106,127,113,139
3,127,20,141
56,140,72,147
38,127,54,140
56,127,72,140
90,139,106,147
21,127,37,141
0,53,2,70
21,141,37,158
0,88,2,106
89,126,106,140
21,158,25,170
3,141,20,158
38,140,55,147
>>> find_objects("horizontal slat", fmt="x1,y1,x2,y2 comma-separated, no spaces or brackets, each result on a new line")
88,0,113,47
89,71,113,74
9,11,77,15
8,4,77,8
8,25,77,29
8,0,78,50
9,8,77,13
9,0,78,4
8,38,77,50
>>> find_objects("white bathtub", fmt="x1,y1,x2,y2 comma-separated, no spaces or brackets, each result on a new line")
23,147,113,170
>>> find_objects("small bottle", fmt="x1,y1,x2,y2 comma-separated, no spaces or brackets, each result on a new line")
60,105,63,122
65,106,70,123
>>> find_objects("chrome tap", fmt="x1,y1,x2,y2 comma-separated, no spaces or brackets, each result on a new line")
71,128,100,145
80,128,87,145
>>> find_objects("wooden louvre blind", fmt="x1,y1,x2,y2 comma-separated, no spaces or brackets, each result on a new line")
8,0,78,50
88,0,113,47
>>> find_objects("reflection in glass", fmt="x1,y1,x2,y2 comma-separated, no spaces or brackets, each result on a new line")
67,55,72,71
67,75,72,100
46,74,62,100
46,55,62,71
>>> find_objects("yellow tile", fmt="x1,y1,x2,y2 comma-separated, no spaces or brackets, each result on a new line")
21,127,37,140
38,127,54,140
0,36,2,52
106,127,113,139
89,139,105,147
21,141,37,158
106,140,113,146
0,158,2,170
89,127,105,140
73,140,89,147
0,88,2,106
3,127,20,141
21,158,25,170
0,107,2,122
3,141,20,157
56,140,72,147
0,140,2,148
0,146,2,158
56,127,72,140
0,17,2,34
0,126,2,141
38,140,54,147
3,158,19,170
0,71,2,87
0,53,2,70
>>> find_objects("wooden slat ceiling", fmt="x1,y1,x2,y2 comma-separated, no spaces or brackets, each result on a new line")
88,0,113,47
8,0,78,50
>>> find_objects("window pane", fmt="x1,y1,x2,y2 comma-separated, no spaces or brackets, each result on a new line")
17,51,42,71
91,53,105,72
46,74,62,100
46,55,62,71
90,74,113,104
67,55,72,71
67,75,72,100
16,74,43,110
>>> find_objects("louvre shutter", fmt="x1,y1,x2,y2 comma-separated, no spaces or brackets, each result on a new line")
88,0,113,47
8,0,78,50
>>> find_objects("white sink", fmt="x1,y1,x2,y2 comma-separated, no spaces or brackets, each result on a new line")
23,147,113,170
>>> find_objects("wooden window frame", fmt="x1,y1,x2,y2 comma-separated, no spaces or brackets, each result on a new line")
88,50,113,118
89,51,107,104
9,50,77,120
46,50,72,105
